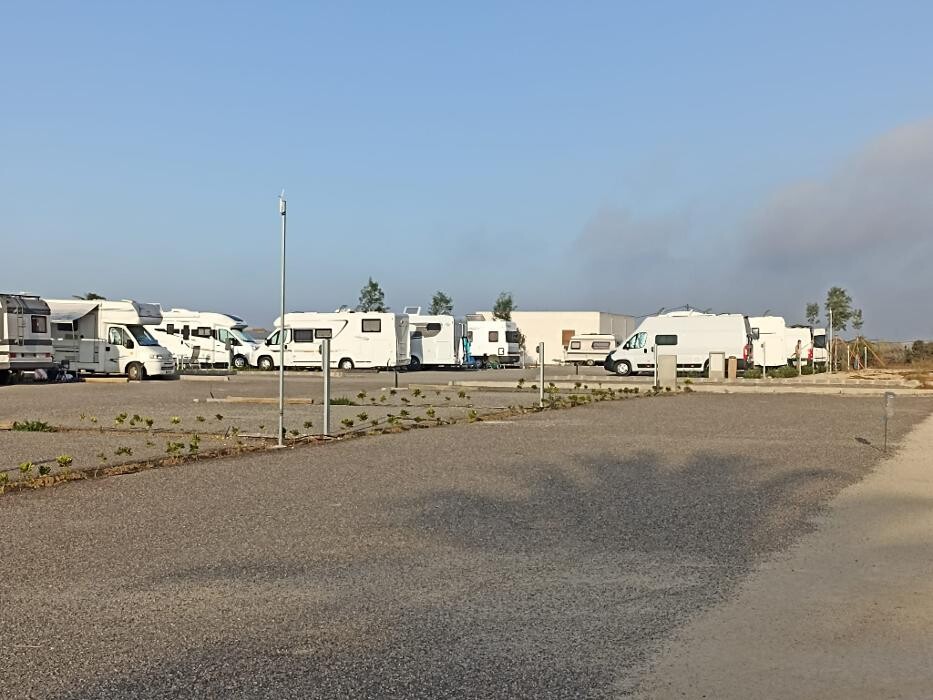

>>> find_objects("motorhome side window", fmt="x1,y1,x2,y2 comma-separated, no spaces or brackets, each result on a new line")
623,332,647,349
108,327,126,345
488,331,499,342
423,323,442,338
293,329,315,343
592,341,611,350
505,330,520,344
267,330,282,345
655,334,678,346
31,315,47,333
570,341,581,349
194,327,212,338
362,319,381,333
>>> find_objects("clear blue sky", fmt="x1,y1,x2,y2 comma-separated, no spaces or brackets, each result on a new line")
2,1,932,338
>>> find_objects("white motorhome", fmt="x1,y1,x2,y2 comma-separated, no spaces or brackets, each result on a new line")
147,308,262,369
0,294,56,384
464,314,521,367
812,327,828,366
563,334,617,366
47,299,176,380
256,311,410,371
604,311,753,376
405,308,462,370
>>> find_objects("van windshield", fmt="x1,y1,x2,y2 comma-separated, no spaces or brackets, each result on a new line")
622,332,647,350
127,325,160,346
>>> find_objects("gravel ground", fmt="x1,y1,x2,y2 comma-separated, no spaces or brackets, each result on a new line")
1,394,930,698
1,373,552,482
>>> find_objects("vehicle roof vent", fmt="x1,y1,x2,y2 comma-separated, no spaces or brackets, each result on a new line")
465,313,486,321
403,306,421,315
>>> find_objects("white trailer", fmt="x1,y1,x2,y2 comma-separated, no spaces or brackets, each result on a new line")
464,314,521,367
147,308,262,369
47,299,176,380
605,311,753,376
0,294,56,384
563,334,617,366
256,311,410,371
405,308,462,370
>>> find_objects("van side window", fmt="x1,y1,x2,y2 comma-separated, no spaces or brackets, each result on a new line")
623,332,647,350
362,319,381,333
655,334,678,346
488,331,499,342
31,315,47,334
293,329,315,343
108,327,125,345
570,340,581,349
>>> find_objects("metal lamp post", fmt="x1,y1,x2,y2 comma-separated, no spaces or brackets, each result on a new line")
277,191,287,447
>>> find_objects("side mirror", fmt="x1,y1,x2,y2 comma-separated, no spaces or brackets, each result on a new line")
124,340,135,349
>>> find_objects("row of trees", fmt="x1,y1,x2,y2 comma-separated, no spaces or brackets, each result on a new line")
357,278,515,320
805,287,863,334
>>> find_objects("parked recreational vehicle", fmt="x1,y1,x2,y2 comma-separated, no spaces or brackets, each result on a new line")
0,294,56,384
47,299,176,380
812,327,828,366
148,308,261,369
257,311,410,370
604,312,752,376
749,316,790,369
405,308,461,369
785,324,816,366
465,314,521,366
563,334,617,366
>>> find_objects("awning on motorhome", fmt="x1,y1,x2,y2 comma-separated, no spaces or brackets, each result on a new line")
48,302,98,323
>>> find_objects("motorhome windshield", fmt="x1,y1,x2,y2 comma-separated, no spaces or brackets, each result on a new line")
231,328,257,344
127,325,160,346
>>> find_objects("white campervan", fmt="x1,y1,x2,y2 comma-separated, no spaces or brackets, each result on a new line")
465,314,521,367
604,311,753,376
405,307,462,370
47,299,176,380
256,311,410,371
563,334,617,366
148,308,261,369
749,316,790,369
812,327,828,366
0,293,56,384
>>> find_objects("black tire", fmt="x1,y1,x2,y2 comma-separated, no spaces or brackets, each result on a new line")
0,369,10,386
232,354,248,369
585,359,595,366
338,358,354,371
258,355,275,371
126,362,144,381
409,356,422,371
614,360,632,377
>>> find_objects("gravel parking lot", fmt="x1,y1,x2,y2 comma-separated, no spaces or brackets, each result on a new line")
1,393,930,698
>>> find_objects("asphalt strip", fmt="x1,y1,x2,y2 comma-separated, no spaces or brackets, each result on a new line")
633,410,933,699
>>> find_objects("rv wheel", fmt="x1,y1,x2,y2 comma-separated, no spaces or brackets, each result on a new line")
258,356,275,371
232,354,248,369
585,359,595,366
126,362,144,381
0,370,9,386
409,356,422,371
614,360,632,377
338,358,355,371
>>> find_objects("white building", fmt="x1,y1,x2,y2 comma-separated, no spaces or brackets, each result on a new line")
475,310,635,365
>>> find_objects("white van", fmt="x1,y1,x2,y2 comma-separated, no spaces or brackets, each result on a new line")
465,314,521,366
749,316,790,369
604,312,752,376
406,308,462,369
563,334,617,366
0,293,56,384
148,308,262,369
47,299,176,380
812,327,828,366
256,311,410,371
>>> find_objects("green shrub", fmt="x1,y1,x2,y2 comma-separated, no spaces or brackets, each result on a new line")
330,397,357,406
12,420,55,432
